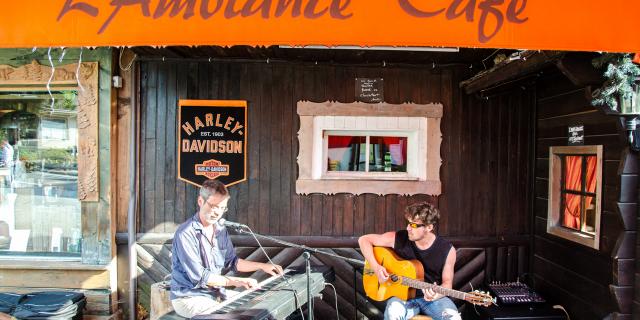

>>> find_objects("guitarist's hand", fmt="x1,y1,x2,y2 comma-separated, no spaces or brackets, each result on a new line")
374,265,389,284
422,284,442,301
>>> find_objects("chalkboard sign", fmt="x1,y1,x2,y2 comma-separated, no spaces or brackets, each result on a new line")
355,78,384,103
178,100,247,187
568,125,584,145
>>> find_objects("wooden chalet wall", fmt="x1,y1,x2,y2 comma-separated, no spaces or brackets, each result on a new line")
136,61,533,238
532,68,635,319
129,59,535,318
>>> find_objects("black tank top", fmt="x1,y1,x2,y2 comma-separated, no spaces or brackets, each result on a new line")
393,230,452,285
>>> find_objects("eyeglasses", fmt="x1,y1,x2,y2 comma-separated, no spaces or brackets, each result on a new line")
407,221,426,229
205,200,228,212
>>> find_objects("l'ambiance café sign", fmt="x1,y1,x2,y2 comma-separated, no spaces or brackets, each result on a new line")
3,1,640,52
178,100,247,187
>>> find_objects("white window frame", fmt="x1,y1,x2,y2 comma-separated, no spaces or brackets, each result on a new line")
547,145,603,250
296,101,442,195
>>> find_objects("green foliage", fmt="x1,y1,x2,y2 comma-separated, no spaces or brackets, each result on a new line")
591,53,640,111
41,148,74,162
18,147,74,161
17,147,75,173
17,147,37,161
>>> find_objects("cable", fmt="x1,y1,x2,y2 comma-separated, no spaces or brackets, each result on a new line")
553,305,570,320
244,225,306,320
46,48,55,111
119,47,137,72
75,47,85,92
481,49,500,70
325,282,339,320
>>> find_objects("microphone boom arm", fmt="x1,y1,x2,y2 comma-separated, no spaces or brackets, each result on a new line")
229,226,364,266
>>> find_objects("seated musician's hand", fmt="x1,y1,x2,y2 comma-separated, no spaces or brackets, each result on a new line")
422,285,438,301
261,263,284,276
229,277,259,289
374,265,389,284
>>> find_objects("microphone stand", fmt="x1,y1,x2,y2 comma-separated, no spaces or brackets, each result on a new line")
227,225,364,320
303,251,313,320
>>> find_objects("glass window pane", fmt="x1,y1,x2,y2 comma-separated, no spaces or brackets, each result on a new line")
0,91,80,257
368,136,407,173
327,135,366,172
564,155,583,192
582,196,596,234
562,192,581,230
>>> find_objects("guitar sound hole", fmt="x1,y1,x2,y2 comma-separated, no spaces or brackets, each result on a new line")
390,275,398,282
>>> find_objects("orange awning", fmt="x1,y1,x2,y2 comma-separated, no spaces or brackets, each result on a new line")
1,0,639,52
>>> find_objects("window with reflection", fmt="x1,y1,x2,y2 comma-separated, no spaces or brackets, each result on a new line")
0,91,80,257
326,132,409,174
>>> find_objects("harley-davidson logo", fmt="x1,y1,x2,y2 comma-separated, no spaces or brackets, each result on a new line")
194,159,230,179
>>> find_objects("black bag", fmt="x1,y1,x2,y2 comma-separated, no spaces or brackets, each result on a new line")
0,293,25,314
12,291,86,320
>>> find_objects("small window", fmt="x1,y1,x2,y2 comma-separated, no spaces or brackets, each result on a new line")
325,132,410,177
548,146,602,249
296,101,442,195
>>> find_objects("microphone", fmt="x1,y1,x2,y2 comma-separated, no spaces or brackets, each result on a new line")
218,218,248,229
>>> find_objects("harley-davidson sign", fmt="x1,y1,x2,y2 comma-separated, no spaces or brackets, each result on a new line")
178,100,247,187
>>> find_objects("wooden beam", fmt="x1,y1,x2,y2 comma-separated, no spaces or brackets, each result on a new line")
614,259,634,286
0,268,110,289
554,52,603,87
117,232,530,247
613,231,636,259
460,51,565,94
619,149,639,175
616,202,637,231
610,285,633,314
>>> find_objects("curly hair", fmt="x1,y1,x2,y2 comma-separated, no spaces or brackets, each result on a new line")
198,179,229,201
404,202,440,226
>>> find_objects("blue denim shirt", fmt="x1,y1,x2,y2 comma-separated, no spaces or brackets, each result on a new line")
170,214,239,300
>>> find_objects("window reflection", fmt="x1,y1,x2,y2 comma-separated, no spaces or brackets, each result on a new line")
0,91,80,256
327,134,408,173
327,136,366,172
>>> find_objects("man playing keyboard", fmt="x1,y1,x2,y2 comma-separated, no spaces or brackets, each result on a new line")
170,179,284,318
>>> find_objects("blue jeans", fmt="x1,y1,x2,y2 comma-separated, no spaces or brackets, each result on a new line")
384,296,461,320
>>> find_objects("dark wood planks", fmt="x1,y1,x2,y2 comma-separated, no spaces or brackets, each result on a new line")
533,68,632,318
138,62,533,243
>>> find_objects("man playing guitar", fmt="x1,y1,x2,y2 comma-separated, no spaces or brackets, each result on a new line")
358,202,461,320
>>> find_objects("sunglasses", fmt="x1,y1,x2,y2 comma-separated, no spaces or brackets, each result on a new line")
407,221,426,228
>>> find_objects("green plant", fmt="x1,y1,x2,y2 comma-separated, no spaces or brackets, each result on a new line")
40,148,74,162
591,53,640,111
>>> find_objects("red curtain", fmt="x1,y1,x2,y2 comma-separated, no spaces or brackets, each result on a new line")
563,156,582,229
562,156,597,229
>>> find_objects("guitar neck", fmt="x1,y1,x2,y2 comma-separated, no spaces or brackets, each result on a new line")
400,277,467,301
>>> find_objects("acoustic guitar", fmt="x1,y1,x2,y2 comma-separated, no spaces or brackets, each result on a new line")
363,247,494,307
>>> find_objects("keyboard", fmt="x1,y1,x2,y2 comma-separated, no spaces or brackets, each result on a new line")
192,266,334,320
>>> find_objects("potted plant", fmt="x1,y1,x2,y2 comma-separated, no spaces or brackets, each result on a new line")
591,53,640,113
591,53,640,151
